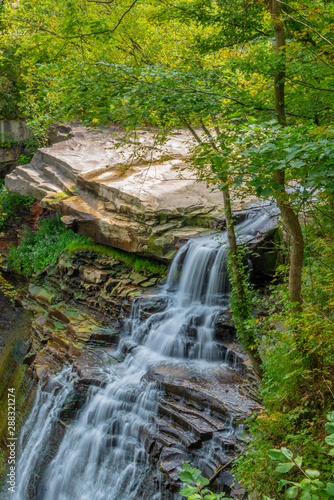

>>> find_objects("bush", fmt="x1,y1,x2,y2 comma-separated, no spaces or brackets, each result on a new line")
234,210,334,497
7,214,168,277
7,215,88,276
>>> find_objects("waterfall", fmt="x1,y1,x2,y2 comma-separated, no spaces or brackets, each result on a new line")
8,208,274,500
10,368,75,500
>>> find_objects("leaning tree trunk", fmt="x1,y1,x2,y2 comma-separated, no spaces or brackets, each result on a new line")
270,0,304,313
185,119,262,368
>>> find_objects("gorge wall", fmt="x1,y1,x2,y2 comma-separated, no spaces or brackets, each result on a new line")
0,124,280,498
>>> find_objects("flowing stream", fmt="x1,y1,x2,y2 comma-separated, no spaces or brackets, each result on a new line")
8,209,274,500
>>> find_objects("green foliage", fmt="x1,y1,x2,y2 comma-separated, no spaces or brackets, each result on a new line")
7,215,88,276
234,208,334,496
17,154,32,165
0,256,15,297
179,463,232,500
0,41,25,119
66,241,167,276
226,244,258,353
6,214,167,278
0,180,34,231
266,413,334,500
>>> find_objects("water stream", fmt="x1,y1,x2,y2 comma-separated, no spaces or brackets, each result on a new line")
8,209,274,500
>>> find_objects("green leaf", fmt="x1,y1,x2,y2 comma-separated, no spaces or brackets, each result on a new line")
328,448,334,457
327,412,334,422
182,463,195,472
300,492,312,500
290,160,305,169
180,485,198,496
281,448,294,460
268,449,286,461
286,486,299,498
196,477,210,486
326,483,334,496
192,468,201,478
305,470,320,478
325,435,334,446
294,456,303,467
180,471,196,483
260,186,272,197
325,422,334,433
276,462,295,473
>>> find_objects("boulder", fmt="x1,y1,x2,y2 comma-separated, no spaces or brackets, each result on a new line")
5,124,260,260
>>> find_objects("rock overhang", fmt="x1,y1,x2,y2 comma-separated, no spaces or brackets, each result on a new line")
5,124,263,261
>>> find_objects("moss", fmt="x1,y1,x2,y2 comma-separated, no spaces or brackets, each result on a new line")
187,214,216,229
0,340,35,486
66,241,168,276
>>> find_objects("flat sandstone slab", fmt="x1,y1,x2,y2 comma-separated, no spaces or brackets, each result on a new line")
6,125,257,260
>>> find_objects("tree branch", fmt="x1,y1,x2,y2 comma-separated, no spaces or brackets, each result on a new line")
65,0,139,39
278,2,333,46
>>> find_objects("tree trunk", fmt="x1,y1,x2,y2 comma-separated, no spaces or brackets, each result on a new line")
222,186,262,372
274,173,304,311
222,188,245,304
270,0,304,312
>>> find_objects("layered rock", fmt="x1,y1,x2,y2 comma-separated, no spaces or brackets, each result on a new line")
6,125,260,260
17,247,166,383
16,247,261,497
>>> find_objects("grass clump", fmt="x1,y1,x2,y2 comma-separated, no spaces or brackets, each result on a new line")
7,214,167,277
7,214,88,276
0,180,34,231
66,241,167,276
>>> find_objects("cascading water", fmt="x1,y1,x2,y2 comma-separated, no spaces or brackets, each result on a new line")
9,209,275,500
11,368,76,500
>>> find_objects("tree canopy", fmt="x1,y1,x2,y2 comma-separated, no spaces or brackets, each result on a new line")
1,2,334,495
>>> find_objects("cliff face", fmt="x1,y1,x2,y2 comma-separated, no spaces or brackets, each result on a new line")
6,125,258,260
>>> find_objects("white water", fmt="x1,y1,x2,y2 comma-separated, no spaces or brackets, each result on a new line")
11,368,76,500
9,209,274,500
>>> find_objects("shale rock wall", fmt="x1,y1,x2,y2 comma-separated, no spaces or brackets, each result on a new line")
14,248,261,498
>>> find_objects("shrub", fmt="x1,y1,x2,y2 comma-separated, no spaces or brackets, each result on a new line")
234,213,334,497
7,215,88,276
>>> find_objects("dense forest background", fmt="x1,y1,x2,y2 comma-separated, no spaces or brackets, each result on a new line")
1,0,334,498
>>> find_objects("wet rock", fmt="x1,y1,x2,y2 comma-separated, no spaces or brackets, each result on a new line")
59,388,86,421
159,447,190,475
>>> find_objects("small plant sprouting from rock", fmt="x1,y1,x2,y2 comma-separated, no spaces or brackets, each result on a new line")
179,463,233,500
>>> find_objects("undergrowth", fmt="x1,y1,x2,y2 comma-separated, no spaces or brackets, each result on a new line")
7,214,167,277
66,241,167,275
0,180,34,231
7,215,88,276
234,205,334,498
